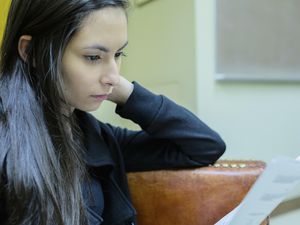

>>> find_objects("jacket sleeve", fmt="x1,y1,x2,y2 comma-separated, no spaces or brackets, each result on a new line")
107,82,226,172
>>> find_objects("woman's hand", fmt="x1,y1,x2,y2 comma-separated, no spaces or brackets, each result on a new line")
107,75,133,106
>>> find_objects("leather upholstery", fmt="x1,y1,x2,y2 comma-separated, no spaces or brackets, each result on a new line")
127,160,269,225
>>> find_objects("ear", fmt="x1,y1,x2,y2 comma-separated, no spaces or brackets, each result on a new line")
18,35,32,62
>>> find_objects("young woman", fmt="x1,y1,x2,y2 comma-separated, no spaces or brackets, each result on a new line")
0,0,226,224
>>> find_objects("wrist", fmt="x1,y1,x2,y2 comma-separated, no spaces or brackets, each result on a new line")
116,81,134,105
108,77,134,105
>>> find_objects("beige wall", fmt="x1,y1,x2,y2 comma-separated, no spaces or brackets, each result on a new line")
94,0,197,129
96,0,300,224
195,0,300,224
4,0,293,222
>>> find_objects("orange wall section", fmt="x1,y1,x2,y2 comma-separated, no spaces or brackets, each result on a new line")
0,0,11,45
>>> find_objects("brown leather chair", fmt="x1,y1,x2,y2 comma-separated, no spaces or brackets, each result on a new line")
127,160,269,225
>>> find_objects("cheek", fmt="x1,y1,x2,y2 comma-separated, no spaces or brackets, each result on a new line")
65,74,89,96
63,67,105,104
62,59,89,88
62,66,86,96
62,54,102,96
62,53,87,86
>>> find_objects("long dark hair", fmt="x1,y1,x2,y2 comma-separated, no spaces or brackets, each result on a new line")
0,0,128,224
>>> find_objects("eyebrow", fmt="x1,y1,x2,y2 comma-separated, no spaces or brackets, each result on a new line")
83,41,128,52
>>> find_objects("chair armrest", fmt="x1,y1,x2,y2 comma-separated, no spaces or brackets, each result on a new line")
127,160,269,225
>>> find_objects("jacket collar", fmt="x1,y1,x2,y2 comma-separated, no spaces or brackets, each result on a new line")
76,110,114,167
75,110,137,224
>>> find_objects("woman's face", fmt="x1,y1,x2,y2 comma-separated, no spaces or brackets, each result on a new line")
62,7,128,112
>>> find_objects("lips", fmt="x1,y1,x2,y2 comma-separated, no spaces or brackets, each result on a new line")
91,88,113,101
91,94,108,101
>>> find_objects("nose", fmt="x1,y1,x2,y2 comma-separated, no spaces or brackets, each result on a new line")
100,60,120,87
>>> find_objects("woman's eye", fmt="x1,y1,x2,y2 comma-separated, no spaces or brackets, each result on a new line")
84,55,101,62
115,52,127,58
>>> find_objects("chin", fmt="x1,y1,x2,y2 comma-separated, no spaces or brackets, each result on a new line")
83,103,102,112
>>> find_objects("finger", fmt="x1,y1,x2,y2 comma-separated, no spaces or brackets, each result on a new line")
108,86,114,95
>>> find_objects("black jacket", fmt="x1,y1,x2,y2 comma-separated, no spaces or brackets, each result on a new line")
77,82,226,225
0,82,226,225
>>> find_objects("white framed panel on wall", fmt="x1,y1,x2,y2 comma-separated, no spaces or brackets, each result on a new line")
215,0,300,82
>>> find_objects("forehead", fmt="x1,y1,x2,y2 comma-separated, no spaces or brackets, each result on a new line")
69,7,128,48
